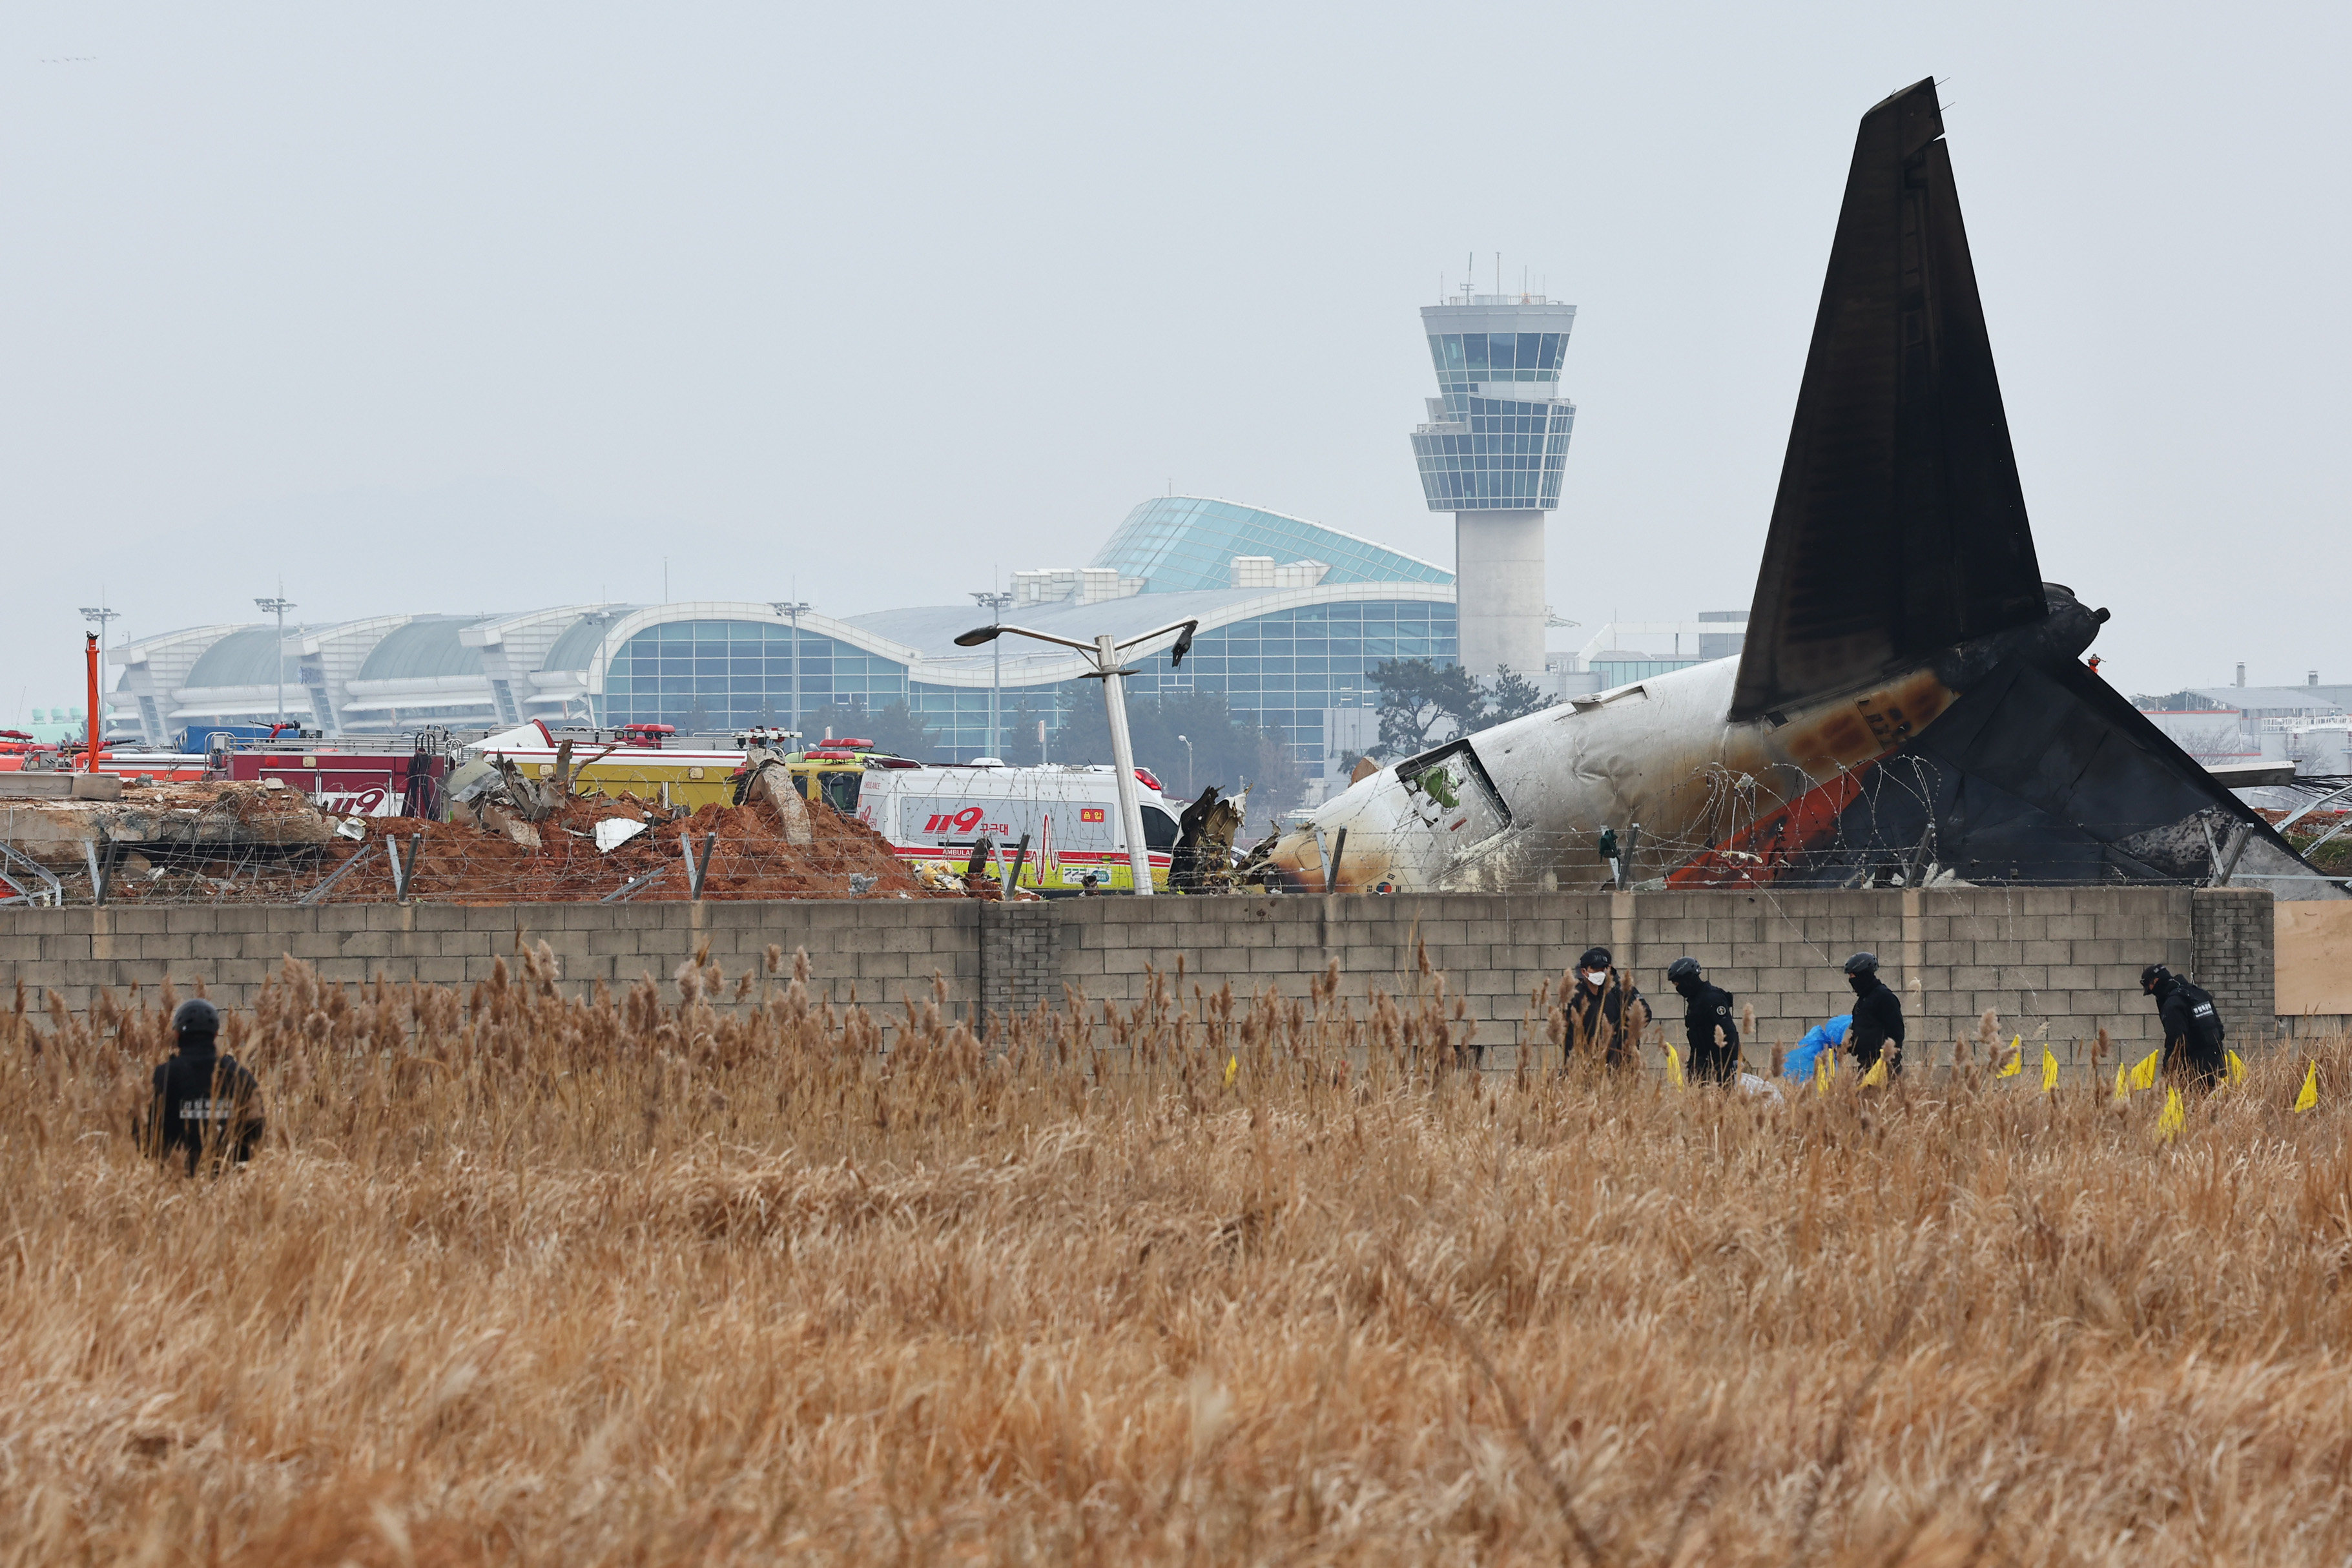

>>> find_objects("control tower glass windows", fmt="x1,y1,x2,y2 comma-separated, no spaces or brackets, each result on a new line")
1427,333,1566,388
1410,397,1577,509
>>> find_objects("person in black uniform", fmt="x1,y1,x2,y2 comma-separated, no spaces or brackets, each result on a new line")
1842,952,1904,1076
147,998,265,1174
1664,957,1741,1084
2141,964,2226,1088
1563,945,1651,1070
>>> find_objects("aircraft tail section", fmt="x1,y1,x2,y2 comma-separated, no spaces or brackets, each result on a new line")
1731,77,2045,721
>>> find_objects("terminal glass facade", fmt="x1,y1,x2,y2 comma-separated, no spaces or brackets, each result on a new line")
1093,497,1452,593
1123,599,1458,762
597,621,907,731
589,597,1456,774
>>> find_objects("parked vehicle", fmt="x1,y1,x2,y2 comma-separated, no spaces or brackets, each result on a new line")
462,721,749,810
220,735,453,818
849,762,1181,892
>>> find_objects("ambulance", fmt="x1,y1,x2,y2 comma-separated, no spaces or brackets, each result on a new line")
849,762,1182,892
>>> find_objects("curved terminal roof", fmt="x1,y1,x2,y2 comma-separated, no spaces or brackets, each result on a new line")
181,626,305,690
542,611,628,673
844,580,1457,683
355,615,494,682
1091,496,1452,593
582,581,1457,700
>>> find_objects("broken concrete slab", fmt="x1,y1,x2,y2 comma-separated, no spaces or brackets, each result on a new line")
0,781,336,869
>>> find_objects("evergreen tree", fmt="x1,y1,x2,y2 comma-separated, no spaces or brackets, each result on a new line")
1368,658,1485,753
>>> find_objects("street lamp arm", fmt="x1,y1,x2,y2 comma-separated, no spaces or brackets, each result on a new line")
1114,618,1200,667
953,623,1105,658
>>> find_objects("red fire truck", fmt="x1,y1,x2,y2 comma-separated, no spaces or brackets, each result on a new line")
216,732,453,818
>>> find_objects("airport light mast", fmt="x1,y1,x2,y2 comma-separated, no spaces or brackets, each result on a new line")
254,590,296,727
954,615,1199,895
769,601,813,731
969,590,1015,759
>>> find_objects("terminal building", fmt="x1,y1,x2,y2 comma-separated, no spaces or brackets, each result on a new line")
101,289,1751,789
109,497,1460,787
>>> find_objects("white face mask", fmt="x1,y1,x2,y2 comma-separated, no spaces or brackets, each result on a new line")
1583,969,1609,986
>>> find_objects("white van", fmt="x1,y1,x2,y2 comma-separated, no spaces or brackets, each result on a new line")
852,763,1181,891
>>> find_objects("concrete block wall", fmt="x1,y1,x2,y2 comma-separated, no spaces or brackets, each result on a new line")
2191,888,2276,1041
0,887,2273,1064
0,900,982,1024
1038,887,2203,1068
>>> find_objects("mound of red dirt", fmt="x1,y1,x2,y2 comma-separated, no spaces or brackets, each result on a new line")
308,789,944,903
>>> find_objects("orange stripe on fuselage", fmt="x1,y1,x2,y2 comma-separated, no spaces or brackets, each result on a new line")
1666,765,1875,888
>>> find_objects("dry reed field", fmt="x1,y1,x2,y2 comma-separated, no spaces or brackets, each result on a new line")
5,945,2352,1565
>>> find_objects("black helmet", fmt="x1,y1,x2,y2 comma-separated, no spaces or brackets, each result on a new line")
1843,952,1879,976
1576,947,1613,972
2140,963,2172,993
171,997,221,1043
1666,956,1702,985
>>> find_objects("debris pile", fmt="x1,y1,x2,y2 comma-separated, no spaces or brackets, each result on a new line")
315,788,940,903
1,779,337,870
0,770,948,905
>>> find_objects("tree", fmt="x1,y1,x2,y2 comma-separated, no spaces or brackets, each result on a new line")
1000,696,1050,765
1368,658,1485,754
1485,665,1551,724
803,698,940,761
1054,686,1305,833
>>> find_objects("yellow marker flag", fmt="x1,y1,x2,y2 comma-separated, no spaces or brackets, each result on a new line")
1998,1034,2023,1078
2041,1047,2060,1093
1224,1054,1238,1087
2225,1049,2248,1086
1816,1051,1835,1095
1860,1054,1888,1088
2295,1060,2318,1113
2112,1062,2129,1104
2157,1086,2185,1141
1663,1041,1686,1090
2127,1051,2160,1091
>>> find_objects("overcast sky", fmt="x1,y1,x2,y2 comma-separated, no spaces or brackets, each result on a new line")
4,0,2345,719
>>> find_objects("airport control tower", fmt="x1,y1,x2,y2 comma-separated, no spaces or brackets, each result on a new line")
1408,289,1577,680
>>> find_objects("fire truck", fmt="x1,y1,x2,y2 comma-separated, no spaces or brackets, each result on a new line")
216,728,454,817
461,721,755,810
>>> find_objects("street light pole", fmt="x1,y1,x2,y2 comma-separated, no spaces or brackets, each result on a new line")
770,601,812,734
953,614,1198,896
970,591,1014,759
1177,733,1193,797
254,589,296,728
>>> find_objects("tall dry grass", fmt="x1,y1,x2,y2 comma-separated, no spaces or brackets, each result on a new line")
3,946,2351,1565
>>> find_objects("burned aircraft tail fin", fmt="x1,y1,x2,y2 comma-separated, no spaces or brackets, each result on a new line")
1731,77,2046,721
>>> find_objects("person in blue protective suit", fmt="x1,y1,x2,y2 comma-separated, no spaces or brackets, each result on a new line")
1782,1014,1854,1082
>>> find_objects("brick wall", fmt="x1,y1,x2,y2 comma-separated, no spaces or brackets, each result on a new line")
0,886,2274,1063
2191,887,2276,1041
0,901,981,1024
